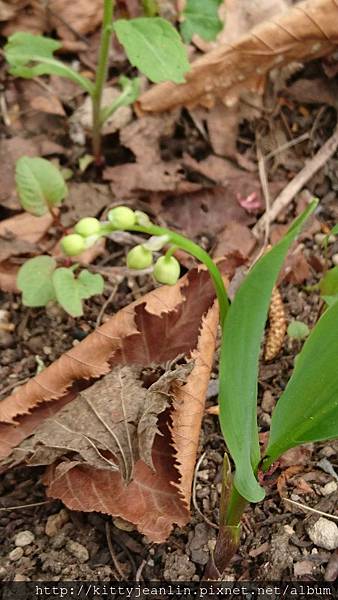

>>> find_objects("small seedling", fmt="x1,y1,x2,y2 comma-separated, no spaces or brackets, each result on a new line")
17,256,104,318
15,156,67,217
62,199,338,575
4,0,189,163
287,320,310,340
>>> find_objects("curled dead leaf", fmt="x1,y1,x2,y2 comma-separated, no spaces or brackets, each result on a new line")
138,0,338,113
0,265,227,541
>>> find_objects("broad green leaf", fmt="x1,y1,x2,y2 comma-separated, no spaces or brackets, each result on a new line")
17,256,57,307
180,0,223,43
52,268,104,317
16,157,68,216
218,201,317,503
5,33,94,94
77,269,105,299
113,17,189,83
100,76,140,124
287,320,310,340
266,298,338,465
319,266,338,296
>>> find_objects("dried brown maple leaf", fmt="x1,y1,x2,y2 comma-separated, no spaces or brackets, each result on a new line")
138,0,338,113
0,266,225,541
4,362,194,482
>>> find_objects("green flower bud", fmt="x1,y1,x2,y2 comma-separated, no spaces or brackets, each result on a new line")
127,245,153,269
108,206,136,229
61,234,86,256
74,217,101,237
153,256,180,285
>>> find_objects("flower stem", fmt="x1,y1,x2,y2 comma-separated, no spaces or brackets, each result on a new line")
130,224,229,326
92,0,115,164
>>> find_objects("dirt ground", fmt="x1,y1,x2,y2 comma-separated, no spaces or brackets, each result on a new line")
1,1,338,584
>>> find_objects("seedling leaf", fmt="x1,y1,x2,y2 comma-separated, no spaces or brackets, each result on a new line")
52,268,104,317
287,320,310,340
180,0,223,43
113,18,190,83
100,76,140,124
218,201,317,503
266,298,338,464
17,256,57,307
5,33,94,94
16,157,68,216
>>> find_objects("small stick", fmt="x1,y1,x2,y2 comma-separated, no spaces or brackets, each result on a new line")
105,521,126,580
282,497,338,522
0,500,52,512
192,452,218,529
253,124,338,239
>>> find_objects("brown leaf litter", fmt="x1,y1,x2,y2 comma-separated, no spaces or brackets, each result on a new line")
0,211,55,292
0,264,229,542
138,0,338,113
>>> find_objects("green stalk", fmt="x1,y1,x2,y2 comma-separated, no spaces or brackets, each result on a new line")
92,0,115,164
130,223,229,326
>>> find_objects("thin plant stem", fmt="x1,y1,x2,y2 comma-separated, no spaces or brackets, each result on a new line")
92,0,115,164
130,224,229,326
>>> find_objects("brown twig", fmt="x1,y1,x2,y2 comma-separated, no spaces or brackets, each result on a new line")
105,521,126,580
253,124,338,239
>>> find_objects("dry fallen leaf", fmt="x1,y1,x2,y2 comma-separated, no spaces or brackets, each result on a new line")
48,0,103,41
138,0,338,113
0,137,41,210
0,264,226,542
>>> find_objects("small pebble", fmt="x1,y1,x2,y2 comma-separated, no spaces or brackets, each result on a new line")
14,530,35,547
332,254,338,266
307,517,338,551
66,540,89,563
321,481,338,496
0,331,13,349
9,547,24,561
45,509,69,537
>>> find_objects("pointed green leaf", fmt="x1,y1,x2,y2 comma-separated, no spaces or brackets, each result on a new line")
52,268,104,317
5,33,94,94
266,298,338,465
113,17,189,83
180,0,223,43
218,201,317,503
17,256,57,307
16,157,68,216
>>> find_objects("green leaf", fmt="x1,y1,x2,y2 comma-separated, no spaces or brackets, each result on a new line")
16,157,68,216
218,201,318,503
319,266,338,297
330,224,338,236
266,298,338,465
17,256,57,307
180,0,223,43
113,17,189,83
5,32,94,94
322,294,338,308
52,268,104,317
100,76,140,124
287,320,310,340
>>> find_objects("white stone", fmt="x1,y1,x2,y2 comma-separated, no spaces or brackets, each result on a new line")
307,517,338,550
332,254,338,266
66,540,89,563
14,530,35,547
321,481,338,496
9,547,23,561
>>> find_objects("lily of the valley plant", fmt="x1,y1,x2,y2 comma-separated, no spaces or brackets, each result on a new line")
62,200,338,577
